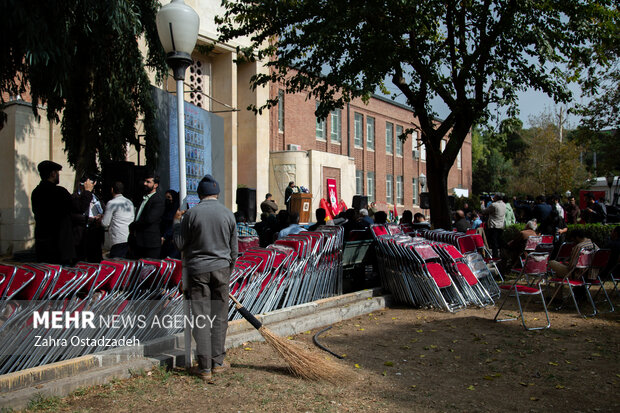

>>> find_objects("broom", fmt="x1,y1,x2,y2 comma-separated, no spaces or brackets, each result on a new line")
229,293,349,382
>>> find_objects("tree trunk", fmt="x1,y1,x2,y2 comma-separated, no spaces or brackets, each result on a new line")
426,149,452,230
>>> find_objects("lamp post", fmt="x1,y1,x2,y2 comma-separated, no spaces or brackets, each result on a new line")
156,0,199,369
156,0,200,204
419,173,427,215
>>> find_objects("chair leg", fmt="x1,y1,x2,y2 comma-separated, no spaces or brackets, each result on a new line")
494,290,517,323
515,290,550,330
590,278,614,314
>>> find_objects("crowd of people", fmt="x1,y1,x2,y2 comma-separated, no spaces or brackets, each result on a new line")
31,160,185,265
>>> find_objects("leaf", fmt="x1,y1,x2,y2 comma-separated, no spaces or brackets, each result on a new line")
384,361,394,367
400,345,410,350
358,328,365,331
467,385,475,391
354,364,361,369
341,354,347,358
530,397,539,401
556,385,565,389
493,373,502,378
430,345,437,349
392,317,397,320
416,329,423,333
410,385,417,389
548,362,559,366
244,347,252,351
419,355,426,358
591,353,601,357
565,360,571,364
483,375,494,381
519,382,528,387
382,371,387,376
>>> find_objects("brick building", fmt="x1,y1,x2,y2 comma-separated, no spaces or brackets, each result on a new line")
268,85,472,218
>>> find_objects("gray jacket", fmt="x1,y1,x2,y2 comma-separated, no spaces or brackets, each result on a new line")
483,200,506,229
173,198,238,274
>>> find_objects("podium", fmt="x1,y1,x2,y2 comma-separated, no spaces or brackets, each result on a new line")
290,193,312,223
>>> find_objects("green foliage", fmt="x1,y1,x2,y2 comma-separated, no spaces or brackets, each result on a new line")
217,0,618,229
566,224,618,247
507,116,589,196
567,128,620,177
503,223,526,244
0,0,167,184
502,223,617,246
453,195,481,213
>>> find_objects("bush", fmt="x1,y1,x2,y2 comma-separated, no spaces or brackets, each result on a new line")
566,224,618,246
501,223,618,246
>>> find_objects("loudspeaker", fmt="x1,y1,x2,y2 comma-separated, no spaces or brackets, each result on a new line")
352,195,369,211
236,188,257,223
419,192,430,209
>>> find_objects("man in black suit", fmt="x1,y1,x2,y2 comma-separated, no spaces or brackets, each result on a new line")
131,173,165,259
31,160,76,264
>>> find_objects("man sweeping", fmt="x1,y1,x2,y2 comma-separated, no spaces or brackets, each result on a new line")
173,175,238,383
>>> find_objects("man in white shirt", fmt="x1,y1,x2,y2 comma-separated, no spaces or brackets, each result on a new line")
102,182,135,258
482,194,506,258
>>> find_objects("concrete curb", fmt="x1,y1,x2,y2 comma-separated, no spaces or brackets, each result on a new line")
0,288,390,410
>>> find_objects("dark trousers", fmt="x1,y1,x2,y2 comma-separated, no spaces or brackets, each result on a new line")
486,228,503,258
109,243,129,259
188,266,230,372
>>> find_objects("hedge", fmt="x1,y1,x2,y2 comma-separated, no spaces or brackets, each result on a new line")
502,223,618,247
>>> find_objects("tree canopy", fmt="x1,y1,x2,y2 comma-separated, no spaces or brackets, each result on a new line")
217,0,618,229
0,0,167,186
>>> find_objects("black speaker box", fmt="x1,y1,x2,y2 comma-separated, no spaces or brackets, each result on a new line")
419,192,430,209
352,195,369,211
236,188,257,223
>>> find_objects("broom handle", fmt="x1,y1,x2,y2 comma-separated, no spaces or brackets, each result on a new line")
229,293,263,330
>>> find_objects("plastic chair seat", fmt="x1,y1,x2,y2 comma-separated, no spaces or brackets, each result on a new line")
500,284,540,294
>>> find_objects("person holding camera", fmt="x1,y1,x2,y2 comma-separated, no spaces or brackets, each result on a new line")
71,173,104,262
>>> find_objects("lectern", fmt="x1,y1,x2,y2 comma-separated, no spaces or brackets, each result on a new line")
290,193,312,223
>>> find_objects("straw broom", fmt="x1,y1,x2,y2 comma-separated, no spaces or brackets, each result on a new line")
229,294,349,382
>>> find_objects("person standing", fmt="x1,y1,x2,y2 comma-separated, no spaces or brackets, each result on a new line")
284,181,296,211
131,173,165,259
260,193,278,216
564,196,580,224
71,174,104,262
101,182,135,259
31,160,76,264
482,194,506,258
173,175,238,383
160,190,181,259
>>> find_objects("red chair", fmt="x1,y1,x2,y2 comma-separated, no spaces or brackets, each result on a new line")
587,249,614,314
238,236,259,255
495,252,551,330
547,247,597,317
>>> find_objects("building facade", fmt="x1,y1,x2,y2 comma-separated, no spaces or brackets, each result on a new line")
268,86,472,219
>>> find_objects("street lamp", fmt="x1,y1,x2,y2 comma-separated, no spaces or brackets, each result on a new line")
156,0,199,370
419,173,426,191
156,0,200,204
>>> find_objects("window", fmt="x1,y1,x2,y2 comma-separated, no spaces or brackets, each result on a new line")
457,149,462,169
396,125,403,156
420,139,426,162
386,174,393,204
354,113,363,148
366,172,375,203
397,176,403,205
386,122,393,154
366,117,375,150
330,109,341,143
277,89,284,132
315,101,326,140
355,170,364,195
412,177,418,205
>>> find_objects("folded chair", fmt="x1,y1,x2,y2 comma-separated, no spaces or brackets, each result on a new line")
494,252,551,330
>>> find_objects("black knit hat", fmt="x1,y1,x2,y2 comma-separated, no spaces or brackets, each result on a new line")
197,174,220,196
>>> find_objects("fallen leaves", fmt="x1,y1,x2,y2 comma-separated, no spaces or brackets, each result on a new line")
384,361,394,367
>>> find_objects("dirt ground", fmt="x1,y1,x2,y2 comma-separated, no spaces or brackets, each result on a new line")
25,299,619,413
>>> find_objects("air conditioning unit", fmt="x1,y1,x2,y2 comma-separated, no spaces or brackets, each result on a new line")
412,149,420,159
287,144,302,151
